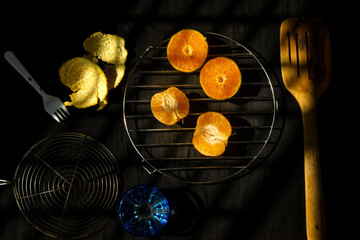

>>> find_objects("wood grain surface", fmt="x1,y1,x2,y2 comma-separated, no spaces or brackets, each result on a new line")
0,0,356,239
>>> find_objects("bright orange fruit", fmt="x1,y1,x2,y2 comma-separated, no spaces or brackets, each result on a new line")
200,57,241,100
151,87,190,125
192,112,232,157
167,29,208,73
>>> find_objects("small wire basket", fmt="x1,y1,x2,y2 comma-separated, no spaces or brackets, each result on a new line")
11,133,121,239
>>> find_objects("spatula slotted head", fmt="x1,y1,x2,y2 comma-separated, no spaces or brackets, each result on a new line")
280,18,331,106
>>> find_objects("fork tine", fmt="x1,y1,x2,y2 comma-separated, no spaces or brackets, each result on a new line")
60,105,70,115
56,109,68,121
52,113,61,123
56,111,65,121
47,102,69,122
58,108,69,120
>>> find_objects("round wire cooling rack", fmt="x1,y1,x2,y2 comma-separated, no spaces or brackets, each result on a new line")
11,133,121,239
123,32,284,184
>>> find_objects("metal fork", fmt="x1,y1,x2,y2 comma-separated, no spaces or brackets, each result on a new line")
4,51,70,122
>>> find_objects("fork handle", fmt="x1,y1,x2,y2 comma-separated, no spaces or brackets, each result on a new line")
4,51,46,97
302,106,326,240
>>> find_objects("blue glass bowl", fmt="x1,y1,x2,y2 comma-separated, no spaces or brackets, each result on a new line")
118,185,170,237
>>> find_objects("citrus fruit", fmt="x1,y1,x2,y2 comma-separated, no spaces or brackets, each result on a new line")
167,29,208,73
192,112,232,157
151,87,190,125
200,57,241,100
83,32,128,89
59,57,108,109
83,32,127,66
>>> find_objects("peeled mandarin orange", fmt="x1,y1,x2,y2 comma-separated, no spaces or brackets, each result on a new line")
200,57,241,100
192,112,232,157
167,29,208,73
151,87,190,125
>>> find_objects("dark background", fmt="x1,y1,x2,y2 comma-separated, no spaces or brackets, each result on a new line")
0,0,357,239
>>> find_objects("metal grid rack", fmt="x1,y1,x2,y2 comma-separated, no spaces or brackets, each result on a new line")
123,32,283,184
12,133,120,239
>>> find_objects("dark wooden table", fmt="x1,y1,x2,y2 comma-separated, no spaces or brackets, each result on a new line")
0,1,356,239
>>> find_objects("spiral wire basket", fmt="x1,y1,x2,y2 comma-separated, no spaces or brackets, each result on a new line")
12,133,121,239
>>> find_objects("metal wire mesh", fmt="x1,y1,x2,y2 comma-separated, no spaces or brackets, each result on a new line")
13,133,120,239
123,32,283,184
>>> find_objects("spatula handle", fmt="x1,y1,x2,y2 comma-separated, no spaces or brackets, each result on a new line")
302,107,326,240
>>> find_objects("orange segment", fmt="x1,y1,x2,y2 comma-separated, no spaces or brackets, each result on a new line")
151,87,190,125
167,29,208,73
192,112,232,157
200,57,241,100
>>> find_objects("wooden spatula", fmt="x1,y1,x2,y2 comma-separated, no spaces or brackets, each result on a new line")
280,18,331,240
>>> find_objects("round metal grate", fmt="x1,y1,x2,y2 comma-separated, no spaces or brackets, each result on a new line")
13,133,120,239
123,32,283,184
